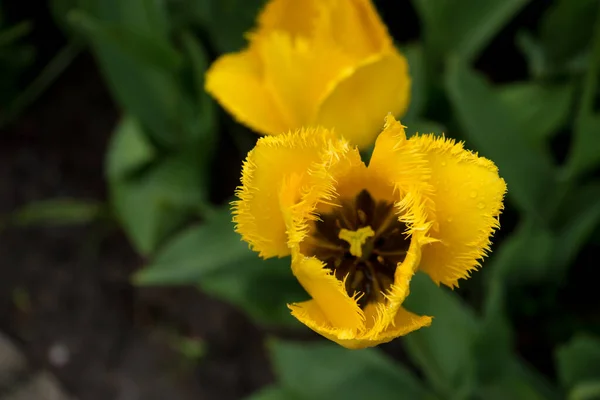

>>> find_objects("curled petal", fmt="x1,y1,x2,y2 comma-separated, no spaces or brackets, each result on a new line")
255,32,355,129
369,115,435,218
367,193,435,333
290,299,431,349
376,230,432,328
315,51,411,149
408,134,507,287
233,128,350,258
291,254,364,332
204,49,290,135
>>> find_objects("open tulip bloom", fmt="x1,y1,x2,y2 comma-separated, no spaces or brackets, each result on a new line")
232,116,506,349
205,0,410,149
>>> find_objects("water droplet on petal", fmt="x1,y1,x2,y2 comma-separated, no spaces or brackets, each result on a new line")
470,191,477,198
477,202,485,209
441,161,447,166
447,217,453,223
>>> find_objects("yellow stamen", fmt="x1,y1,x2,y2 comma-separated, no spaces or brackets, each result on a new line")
338,226,375,258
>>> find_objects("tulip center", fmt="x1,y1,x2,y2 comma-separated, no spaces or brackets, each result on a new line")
307,189,411,308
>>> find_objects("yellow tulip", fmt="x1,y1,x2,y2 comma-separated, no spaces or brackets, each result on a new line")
232,115,506,349
205,0,411,149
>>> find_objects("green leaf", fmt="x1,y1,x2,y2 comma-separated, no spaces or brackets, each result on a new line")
402,275,557,400
486,219,556,284
569,381,600,400
135,208,249,284
246,386,300,400
412,0,530,62
486,181,600,286
566,114,600,178
166,333,205,361
473,282,557,399
180,31,217,146
497,82,574,144
515,32,550,79
445,60,557,220
106,116,156,180
268,339,433,400
50,0,81,32
566,5,600,178
8,198,104,227
109,156,207,255
472,280,513,384
81,0,170,39
539,0,599,69
67,6,183,146
68,11,182,71
555,182,600,269
403,44,427,123
402,273,478,396
191,0,266,53
201,255,306,326
476,368,555,400
53,0,170,39
0,21,32,47
136,207,307,325
556,334,600,390
105,110,209,258
0,42,77,127
106,115,180,255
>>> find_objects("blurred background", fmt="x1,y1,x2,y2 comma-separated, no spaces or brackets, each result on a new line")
0,0,599,399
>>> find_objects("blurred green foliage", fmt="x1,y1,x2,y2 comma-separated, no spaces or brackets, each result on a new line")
0,5,34,122
4,0,600,398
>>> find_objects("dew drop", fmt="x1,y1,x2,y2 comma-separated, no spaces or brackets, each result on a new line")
441,161,447,166
470,191,477,198
477,202,485,209
447,217,453,223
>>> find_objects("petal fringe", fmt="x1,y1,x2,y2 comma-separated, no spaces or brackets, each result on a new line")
290,299,431,349
407,133,507,287
232,127,350,258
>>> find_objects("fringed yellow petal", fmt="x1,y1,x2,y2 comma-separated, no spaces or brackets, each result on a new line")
315,51,411,149
324,154,394,208
204,50,290,135
367,192,435,333
290,299,431,349
362,307,432,347
281,138,360,251
291,255,364,331
289,300,359,347
408,134,507,287
369,115,435,218
232,128,350,258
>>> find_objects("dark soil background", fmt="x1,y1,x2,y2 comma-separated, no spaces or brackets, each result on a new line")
0,52,276,399
1,0,599,399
